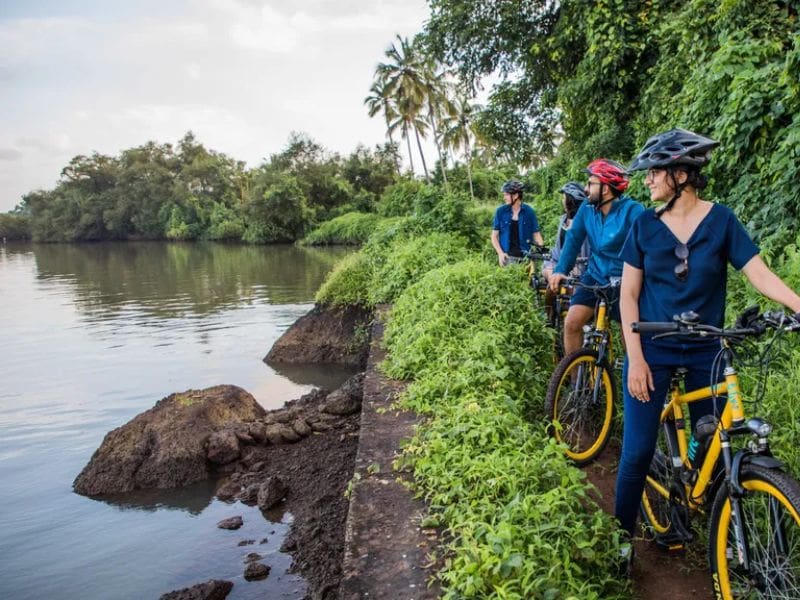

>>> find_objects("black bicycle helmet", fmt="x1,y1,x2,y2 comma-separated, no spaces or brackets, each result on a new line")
628,128,719,172
501,180,525,194
559,181,587,218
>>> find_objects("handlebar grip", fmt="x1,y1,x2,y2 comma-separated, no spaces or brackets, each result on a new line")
631,322,680,334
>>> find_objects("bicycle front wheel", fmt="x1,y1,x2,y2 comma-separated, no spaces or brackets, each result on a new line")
708,463,800,599
544,348,617,466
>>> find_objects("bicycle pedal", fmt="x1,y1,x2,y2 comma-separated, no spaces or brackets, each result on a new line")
654,533,690,554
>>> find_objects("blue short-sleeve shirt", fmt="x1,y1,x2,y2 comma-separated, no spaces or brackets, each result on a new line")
621,203,759,331
492,203,540,254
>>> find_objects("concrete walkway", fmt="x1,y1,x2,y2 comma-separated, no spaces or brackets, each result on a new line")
337,311,440,600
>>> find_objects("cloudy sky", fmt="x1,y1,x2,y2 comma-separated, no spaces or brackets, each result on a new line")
0,0,430,212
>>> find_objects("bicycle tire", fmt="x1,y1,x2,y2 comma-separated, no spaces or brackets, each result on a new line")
544,348,616,466
551,309,566,365
640,425,675,536
708,463,800,599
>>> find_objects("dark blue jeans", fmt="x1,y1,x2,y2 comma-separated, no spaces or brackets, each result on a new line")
614,340,726,535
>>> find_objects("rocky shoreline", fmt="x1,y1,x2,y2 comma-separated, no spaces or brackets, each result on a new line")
73,304,373,600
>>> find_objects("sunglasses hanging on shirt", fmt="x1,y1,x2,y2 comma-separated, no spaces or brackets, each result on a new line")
674,243,689,282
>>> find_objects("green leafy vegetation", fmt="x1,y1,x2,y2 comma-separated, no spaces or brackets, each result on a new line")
422,0,800,248
369,232,472,304
383,259,629,599
301,212,388,246
0,212,30,240
314,187,487,308
315,251,376,308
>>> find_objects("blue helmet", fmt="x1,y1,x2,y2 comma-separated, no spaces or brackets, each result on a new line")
501,180,525,195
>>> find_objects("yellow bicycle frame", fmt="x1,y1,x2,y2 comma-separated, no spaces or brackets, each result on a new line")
649,362,745,510
592,299,615,366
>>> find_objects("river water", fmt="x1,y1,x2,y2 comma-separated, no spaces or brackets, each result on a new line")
0,241,356,600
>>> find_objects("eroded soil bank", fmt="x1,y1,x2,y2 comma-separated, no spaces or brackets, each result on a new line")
75,304,371,600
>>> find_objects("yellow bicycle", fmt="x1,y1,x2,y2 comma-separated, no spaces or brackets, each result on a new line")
524,247,586,364
634,308,800,599
544,278,621,465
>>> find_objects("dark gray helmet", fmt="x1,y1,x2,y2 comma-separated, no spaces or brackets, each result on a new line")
501,180,525,194
559,182,587,218
559,181,587,203
628,128,719,172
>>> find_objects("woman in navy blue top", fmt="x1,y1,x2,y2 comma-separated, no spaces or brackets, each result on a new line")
615,129,800,547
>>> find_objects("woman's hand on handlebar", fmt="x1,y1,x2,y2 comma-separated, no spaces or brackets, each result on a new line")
549,272,565,293
627,356,654,403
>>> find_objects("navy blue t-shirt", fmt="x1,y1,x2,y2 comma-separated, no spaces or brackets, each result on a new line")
621,203,759,332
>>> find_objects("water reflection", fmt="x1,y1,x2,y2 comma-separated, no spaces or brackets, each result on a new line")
14,242,352,318
94,479,217,515
267,361,359,389
0,242,350,600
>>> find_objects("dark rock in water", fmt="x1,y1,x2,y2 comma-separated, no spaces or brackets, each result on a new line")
237,539,255,546
73,385,265,495
215,479,241,502
238,482,260,504
159,579,233,600
257,475,288,510
244,562,271,581
339,372,365,401
320,374,364,416
206,429,241,465
264,304,371,366
320,390,360,416
280,534,298,552
244,552,263,562
217,516,243,530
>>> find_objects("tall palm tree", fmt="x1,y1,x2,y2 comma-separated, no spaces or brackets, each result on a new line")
375,35,430,180
386,102,428,178
422,68,457,191
443,94,481,200
364,80,401,175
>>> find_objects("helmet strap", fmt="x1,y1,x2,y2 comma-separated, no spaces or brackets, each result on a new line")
591,183,615,210
655,169,689,219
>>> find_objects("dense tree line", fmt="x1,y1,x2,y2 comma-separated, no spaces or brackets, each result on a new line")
1,132,400,243
423,0,800,248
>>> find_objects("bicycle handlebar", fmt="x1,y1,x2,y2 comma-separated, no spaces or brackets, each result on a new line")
631,322,680,334
631,309,800,340
523,245,551,261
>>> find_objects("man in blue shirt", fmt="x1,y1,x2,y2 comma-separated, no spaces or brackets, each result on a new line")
491,180,544,266
548,159,644,356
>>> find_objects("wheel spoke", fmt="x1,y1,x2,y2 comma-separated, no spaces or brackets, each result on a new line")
724,484,800,598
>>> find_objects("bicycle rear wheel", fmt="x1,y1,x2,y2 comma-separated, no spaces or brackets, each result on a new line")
544,348,617,466
708,463,800,599
640,425,675,536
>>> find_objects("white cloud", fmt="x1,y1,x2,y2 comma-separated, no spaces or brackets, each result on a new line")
0,149,23,161
0,0,431,211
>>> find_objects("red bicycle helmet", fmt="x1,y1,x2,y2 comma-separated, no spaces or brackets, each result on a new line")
584,159,630,192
